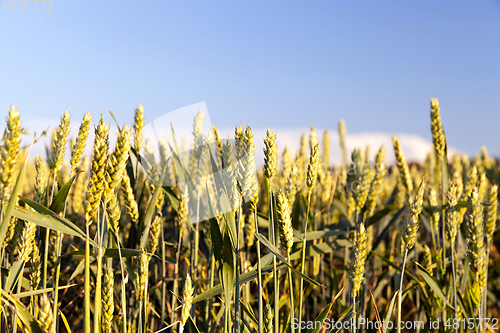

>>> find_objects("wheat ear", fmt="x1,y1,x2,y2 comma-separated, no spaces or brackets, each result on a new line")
70,112,92,174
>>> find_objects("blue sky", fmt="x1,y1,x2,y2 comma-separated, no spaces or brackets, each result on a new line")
1,0,500,156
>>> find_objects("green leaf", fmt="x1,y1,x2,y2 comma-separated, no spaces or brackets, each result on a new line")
415,262,454,309
187,316,202,333
49,173,78,214
0,289,43,333
306,301,334,333
0,143,31,247
63,248,171,260
69,257,94,282
370,251,419,282
384,291,398,333
331,308,355,333
5,260,24,293
222,228,235,310
240,300,258,327
207,191,225,273
368,206,406,260
289,239,352,260
17,284,77,299
169,123,181,158
255,233,321,286
302,229,351,242
107,109,121,132
60,311,73,333
367,204,397,227
13,203,97,247
333,199,348,219
193,261,287,304
1,267,31,290
225,209,238,253
140,172,165,249
441,145,449,196
163,186,180,212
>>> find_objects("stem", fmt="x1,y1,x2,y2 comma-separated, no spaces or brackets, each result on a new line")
172,236,182,327
43,172,57,291
440,156,446,275
94,205,105,333
115,229,128,333
484,241,490,319
206,250,214,332
298,192,312,333
452,241,457,333
161,225,166,328
43,228,50,290
84,222,91,333
94,247,103,333
192,190,201,323
235,209,241,333
139,299,143,333
12,262,24,333
352,296,356,333
253,204,263,333
287,253,294,333
266,179,279,333
53,232,62,333
397,248,408,333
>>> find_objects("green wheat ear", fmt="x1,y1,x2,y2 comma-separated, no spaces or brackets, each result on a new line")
486,184,498,243
306,143,319,197
50,110,71,173
351,222,367,298
105,124,131,200
102,265,114,333
466,187,486,295
121,173,139,225
0,105,22,203
133,104,145,154
263,128,278,181
264,302,273,333
70,112,92,174
181,272,194,327
138,249,151,303
445,182,459,243
39,294,55,333
276,190,294,254
403,178,425,250
430,98,446,158
392,136,413,193
85,115,110,224
236,125,258,204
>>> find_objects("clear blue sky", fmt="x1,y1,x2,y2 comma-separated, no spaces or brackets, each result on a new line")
1,0,500,156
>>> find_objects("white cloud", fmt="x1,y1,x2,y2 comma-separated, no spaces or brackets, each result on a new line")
215,127,463,167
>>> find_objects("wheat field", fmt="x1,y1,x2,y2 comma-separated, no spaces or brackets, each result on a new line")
0,99,498,333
